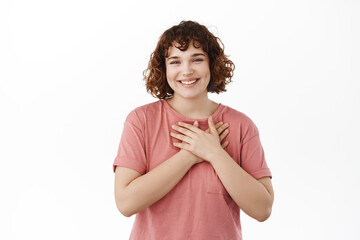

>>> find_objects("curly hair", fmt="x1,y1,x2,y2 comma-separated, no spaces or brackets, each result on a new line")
143,20,235,99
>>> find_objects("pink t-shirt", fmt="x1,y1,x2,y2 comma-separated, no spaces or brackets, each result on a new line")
113,100,272,240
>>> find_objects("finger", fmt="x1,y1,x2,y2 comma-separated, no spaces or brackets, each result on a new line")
206,121,223,133
219,129,229,142
193,121,199,128
208,116,217,135
217,122,229,135
178,122,202,134
170,132,193,144
172,124,197,138
215,122,223,129
221,141,229,149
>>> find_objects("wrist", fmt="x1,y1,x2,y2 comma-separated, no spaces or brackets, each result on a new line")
207,147,227,164
178,149,198,166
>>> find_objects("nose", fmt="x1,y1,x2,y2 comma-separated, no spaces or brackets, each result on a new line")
182,62,194,76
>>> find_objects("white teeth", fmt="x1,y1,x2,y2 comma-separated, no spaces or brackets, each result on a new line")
180,79,197,85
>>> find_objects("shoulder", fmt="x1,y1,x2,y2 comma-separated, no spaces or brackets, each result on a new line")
125,100,162,124
222,104,257,128
221,104,260,140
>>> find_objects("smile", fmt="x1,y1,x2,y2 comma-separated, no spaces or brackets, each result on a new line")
178,78,199,86
181,79,197,84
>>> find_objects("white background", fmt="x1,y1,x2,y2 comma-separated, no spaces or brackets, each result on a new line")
1,0,359,239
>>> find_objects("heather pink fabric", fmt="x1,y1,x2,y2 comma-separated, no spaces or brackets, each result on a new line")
113,100,272,240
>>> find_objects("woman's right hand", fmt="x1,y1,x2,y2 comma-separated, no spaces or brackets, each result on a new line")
183,121,230,165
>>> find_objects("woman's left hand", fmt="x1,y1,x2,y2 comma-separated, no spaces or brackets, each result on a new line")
171,116,225,162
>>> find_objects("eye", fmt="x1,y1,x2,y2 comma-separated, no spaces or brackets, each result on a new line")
193,58,203,62
170,61,180,64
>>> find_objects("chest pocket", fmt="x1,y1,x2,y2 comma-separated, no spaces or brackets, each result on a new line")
204,162,228,195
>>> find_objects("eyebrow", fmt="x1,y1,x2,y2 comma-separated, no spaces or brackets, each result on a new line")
166,53,206,61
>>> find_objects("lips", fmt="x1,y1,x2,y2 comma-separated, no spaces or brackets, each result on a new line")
178,78,199,85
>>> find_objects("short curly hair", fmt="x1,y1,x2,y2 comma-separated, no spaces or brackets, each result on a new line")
143,20,235,99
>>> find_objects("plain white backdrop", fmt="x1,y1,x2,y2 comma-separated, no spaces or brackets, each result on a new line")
1,0,359,239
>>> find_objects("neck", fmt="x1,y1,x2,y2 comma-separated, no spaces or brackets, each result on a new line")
166,93,218,119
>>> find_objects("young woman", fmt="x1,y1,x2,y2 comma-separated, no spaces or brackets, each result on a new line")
113,20,274,240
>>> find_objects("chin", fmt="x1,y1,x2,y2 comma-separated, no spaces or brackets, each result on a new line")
177,91,207,100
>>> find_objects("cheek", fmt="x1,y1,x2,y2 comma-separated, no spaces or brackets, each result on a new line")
201,66,211,80
200,64,210,74
165,69,177,89
166,67,176,81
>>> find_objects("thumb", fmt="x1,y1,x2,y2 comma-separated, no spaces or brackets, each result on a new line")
208,116,217,135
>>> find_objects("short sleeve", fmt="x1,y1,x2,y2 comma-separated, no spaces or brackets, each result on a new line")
112,110,147,174
240,122,272,179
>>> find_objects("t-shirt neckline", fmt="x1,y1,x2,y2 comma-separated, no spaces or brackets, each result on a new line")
162,99,225,123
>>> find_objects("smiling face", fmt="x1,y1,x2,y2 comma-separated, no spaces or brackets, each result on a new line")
165,41,211,101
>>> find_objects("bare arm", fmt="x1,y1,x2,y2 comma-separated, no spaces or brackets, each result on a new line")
208,149,274,222
171,117,274,222
114,122,229,217
114,149,196,217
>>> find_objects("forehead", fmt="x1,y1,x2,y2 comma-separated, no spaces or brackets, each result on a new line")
166,41,207,57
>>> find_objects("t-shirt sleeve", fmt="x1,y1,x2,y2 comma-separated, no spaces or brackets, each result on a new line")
240,120,272,179
112,109,147,174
